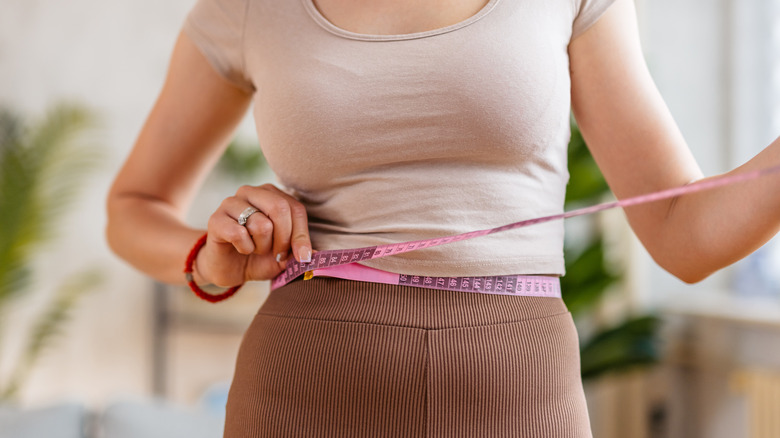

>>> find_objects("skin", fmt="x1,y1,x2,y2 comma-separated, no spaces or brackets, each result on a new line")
310,0,490,35
106,0,780,288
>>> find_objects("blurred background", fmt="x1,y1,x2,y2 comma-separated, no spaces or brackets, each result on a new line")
1,0,780,437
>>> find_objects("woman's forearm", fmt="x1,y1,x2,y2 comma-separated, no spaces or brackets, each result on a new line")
645,136,780,283
106,193,205,285
105,30,256,285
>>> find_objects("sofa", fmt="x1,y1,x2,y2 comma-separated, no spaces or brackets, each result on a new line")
0,398,225,438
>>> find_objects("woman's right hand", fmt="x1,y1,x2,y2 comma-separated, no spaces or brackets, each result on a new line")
195,183,312,287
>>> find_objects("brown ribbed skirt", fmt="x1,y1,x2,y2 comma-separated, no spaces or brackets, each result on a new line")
224,277,591,437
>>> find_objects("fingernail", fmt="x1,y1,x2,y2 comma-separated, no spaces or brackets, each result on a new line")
276,253,283,263
300,247,312,263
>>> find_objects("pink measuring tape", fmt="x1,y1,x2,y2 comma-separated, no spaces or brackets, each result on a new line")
271,164,780,296
300,263,562,297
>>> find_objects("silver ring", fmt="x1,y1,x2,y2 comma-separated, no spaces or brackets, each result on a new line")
237,206,260,226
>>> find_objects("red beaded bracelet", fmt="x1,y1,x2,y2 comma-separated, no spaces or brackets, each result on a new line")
184,233,243,303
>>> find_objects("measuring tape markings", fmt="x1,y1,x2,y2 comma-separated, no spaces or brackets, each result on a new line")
296,261,562,296
396,273,558,296
271,163,780,292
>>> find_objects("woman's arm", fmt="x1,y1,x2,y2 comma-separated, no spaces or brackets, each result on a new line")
106,31,312,287
569,0,780,283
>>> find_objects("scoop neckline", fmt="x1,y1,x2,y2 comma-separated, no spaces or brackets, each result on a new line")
301,0,501,42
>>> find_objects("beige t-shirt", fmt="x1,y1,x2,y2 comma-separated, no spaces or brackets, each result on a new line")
184,0,617,277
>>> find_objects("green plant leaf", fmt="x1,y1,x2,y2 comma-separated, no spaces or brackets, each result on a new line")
566,123,611,205
579,315,661,380
0,269,102,401
216,139,267,182
561,238,619,316
0,103,102,402
0,104,99,307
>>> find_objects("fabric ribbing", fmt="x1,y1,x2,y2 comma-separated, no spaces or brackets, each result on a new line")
427,312,590,437
223,278,591,437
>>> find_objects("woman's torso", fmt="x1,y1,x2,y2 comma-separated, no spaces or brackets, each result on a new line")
184,0,615,277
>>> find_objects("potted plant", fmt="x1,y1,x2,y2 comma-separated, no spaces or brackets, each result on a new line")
0,103,102,402
563,122,659,379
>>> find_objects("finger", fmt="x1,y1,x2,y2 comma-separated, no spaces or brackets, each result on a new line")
263,185,313,263
242,210,274,256
208,212,255,255
245,252,287,282
237,185,293,261
222,196,274,256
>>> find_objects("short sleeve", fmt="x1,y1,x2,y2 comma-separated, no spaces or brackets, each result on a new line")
571,0,618,40
183,0,255,92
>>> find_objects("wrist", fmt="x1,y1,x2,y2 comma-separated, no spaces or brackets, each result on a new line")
184,232,243,303
190,242,211,286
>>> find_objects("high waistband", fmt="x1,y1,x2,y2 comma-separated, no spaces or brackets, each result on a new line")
258,277,569,330
301,262,561,297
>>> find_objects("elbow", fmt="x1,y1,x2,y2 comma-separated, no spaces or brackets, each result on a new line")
643,232,720,284
655,256,716,285
674,270,712,285
105,188,134,260
104,197,122,258
105,219,121,259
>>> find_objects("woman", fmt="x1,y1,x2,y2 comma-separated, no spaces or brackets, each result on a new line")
106,0,780,436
